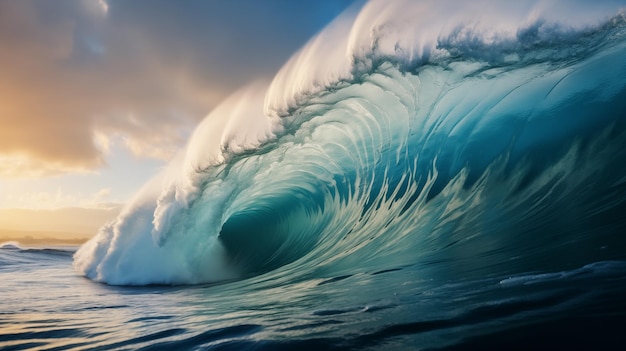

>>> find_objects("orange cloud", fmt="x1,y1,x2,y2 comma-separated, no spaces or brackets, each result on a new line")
0,1,223,178
0,0,354,178
0,205,121,238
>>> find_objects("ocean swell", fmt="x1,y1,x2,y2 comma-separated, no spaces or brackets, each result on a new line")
74,0,626,285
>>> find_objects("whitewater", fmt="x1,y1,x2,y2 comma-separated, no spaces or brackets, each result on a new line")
3,0,626,350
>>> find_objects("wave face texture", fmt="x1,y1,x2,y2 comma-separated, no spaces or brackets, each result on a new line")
74,0,626,286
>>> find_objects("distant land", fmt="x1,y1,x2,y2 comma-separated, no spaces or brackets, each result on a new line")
0,229,90,246
0,206,121,246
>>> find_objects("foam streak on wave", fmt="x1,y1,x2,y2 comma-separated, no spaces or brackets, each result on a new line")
75,0,626,285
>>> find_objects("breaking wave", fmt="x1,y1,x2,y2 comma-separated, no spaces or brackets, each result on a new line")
74,0,626,285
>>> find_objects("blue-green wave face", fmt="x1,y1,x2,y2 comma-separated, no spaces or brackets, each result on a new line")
74,0,626,285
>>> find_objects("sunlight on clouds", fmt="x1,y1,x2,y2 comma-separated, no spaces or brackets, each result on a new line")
82,0,109,18
0,205,121,237
0,0,355,201
0,185,121,238
93,187,111,203
4,186,114,210
122,135,182,161
0,0,350,180
98,0,109,15
0,154,100,179
93,114,193,162
0,0,216,179
93,131,112,155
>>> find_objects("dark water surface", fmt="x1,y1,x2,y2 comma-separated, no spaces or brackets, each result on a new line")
2,245,626,350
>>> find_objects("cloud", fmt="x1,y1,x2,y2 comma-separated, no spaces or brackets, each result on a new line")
0,1,203,177
0,154,100,178
0,0,354,178
0,205,122,235
3,186,117,210
92,187,111,204
97,0,109,15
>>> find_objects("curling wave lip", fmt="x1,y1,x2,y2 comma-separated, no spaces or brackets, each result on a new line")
74,0,626,285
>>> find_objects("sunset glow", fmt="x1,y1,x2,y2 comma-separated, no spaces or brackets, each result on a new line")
0,0,352,242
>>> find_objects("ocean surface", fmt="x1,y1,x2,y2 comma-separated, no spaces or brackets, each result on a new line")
3,0,626,349
2,244,626,350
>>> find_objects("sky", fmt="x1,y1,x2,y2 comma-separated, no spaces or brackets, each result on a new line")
0,0,355,238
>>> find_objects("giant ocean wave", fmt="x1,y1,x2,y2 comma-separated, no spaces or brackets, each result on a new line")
74,0,626,285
